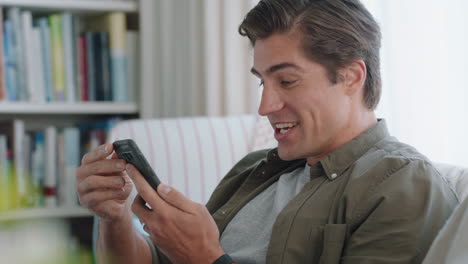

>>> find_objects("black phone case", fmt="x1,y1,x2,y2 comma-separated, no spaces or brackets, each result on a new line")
113,139,161,190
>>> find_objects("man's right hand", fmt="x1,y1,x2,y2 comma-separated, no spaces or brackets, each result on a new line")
76,143,133,222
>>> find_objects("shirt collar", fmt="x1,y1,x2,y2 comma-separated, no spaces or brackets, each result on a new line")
319,119,390,181
267,119,391,181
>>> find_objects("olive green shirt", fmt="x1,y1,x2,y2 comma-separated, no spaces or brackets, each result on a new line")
150,120,458,264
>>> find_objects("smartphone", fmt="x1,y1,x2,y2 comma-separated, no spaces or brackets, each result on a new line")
113,139,161,190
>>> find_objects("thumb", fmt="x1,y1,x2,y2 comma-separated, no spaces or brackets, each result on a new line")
157,184,194,213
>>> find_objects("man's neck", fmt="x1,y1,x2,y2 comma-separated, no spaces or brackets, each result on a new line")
306,111,377,165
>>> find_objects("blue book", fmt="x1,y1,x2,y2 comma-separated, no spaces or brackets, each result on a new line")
3,20,18,101
37,18,54,102
7,8,28,101
63,127,80,206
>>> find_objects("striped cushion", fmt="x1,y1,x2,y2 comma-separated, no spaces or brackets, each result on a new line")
108,115,256,204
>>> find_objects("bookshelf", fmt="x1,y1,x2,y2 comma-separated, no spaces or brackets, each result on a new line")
0,0,145,261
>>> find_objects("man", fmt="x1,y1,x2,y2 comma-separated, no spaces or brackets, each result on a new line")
76,0,458,263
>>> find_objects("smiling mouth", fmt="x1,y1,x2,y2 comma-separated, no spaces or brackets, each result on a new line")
275,122,299,134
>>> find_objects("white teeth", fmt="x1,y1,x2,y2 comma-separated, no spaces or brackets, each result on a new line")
280,128,289,134
275,122,298,129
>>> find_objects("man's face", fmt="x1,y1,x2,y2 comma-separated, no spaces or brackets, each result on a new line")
252,31,354,161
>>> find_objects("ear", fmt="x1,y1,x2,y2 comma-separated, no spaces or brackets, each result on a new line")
341,60,366,96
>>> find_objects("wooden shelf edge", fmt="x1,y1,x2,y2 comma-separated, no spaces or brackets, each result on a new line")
0,102,139,114
0,0,138,12
0,207,93,221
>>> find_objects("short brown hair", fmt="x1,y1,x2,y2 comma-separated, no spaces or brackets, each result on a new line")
239,0,382,110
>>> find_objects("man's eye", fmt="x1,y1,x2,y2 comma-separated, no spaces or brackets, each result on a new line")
281,80,296,86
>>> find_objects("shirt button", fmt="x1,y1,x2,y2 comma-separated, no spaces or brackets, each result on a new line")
331,173,338,179
261,170,266,175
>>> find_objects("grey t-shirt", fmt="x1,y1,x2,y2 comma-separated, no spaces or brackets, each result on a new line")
220,163,323,264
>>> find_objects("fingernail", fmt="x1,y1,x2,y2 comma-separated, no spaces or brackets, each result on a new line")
116,162,124,169
160,185,171,195
126,164,132,173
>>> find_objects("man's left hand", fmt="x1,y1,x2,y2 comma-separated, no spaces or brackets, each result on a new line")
126,164,225,264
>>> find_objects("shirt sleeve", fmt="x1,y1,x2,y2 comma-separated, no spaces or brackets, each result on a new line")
142,234,160,264
341,159,459,264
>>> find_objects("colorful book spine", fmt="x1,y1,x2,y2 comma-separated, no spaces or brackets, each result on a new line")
126,31,139,103
8,8,28,101
44,126,57,207
62,12,76,102
37,18,54,102
32,28,46,103
0,7,5,101
49,14,66,102
93,32,111,101
85,32,96,101
13,120,26,206
72,16,82,102
31,132,45,207
108,12,128,102
3,20,18,101
0,135,9,211
78,35,89,101
63,128,80,206
21,11,35,102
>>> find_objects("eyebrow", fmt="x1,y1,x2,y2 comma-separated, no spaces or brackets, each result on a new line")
250,62,303,77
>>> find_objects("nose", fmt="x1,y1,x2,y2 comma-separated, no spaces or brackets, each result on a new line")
258,85,283,116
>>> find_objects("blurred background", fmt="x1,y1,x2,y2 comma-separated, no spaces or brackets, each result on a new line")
0,0,466,263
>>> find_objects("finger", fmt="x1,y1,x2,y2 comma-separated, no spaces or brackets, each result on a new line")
132,195,154,224
79,189,129,209
126,164,166,210
77,159,127,180
157,184,197,213
111,152,119,159
81,143,113,165
77,175,126,194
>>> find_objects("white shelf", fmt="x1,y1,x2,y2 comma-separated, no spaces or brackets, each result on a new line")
0,207,93,221
0,102,138,114
0,0,138,12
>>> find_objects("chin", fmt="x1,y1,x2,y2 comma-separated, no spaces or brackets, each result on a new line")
277,146,301,161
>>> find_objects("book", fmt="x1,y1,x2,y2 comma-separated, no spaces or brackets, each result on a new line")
3,20,18,101
126,31,139,103
37,18,54,102
44,126,57,207
0,135,9,211
86,12,128,102
62,12,76,102
21,10,35,102
31,28,46,103
93,32,111,101
7,8,28,101
57,132,66,205
0,119,26,208
78,34,89,101
31,132,45,207
0,7,5,101
63,127,80,206
85,32,96,101
49,14,66,102
73,16,83,102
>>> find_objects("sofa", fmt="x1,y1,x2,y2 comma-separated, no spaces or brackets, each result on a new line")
94,115,468,262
